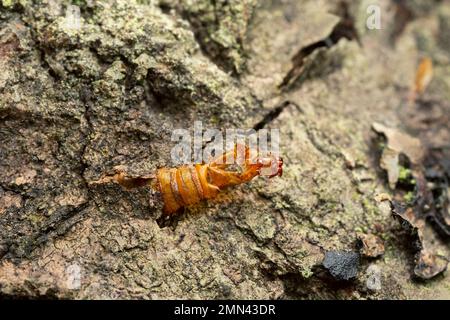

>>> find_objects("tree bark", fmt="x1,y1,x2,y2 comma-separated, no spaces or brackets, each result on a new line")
0,0,449,299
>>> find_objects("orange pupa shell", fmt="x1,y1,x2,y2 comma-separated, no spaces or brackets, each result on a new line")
155,145,283,214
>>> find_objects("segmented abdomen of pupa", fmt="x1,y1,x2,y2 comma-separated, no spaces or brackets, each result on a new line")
156,165,220,214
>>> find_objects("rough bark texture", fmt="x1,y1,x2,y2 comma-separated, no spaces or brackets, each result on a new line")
0,0,449,299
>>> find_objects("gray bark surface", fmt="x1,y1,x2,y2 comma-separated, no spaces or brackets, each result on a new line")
0,0,449,299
